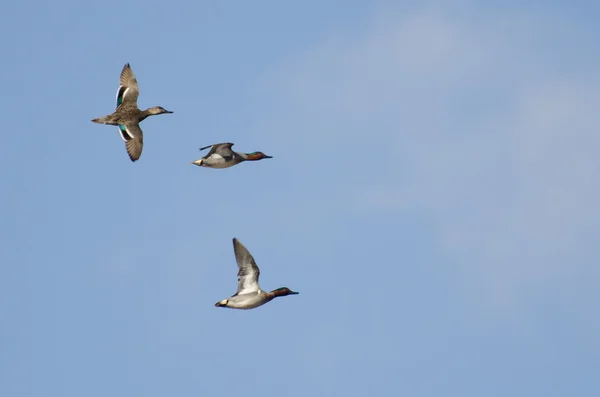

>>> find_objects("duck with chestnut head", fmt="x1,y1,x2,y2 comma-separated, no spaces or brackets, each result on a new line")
91,63,173,162
190,142,272,169
215,238,298,310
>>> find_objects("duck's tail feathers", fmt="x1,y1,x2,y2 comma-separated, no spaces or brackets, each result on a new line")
91,115,112,124
215,299,228,307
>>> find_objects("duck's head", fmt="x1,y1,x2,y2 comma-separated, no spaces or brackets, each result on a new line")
246,151,273,161
148,106,173,115
271,287,299,297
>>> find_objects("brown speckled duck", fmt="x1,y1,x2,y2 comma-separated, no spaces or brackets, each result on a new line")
91,63,173,162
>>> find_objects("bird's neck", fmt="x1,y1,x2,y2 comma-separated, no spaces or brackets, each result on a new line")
139,109,152,122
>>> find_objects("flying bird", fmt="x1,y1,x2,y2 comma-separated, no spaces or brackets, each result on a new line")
91,63,173,161
215,238,298,310
190,142,272,168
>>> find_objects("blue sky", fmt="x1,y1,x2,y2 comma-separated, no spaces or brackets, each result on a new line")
1,1,599,396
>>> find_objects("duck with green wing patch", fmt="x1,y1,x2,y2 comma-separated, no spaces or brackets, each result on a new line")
91,63,173,162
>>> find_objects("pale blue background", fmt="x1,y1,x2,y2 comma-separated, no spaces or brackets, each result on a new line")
1,1,599,396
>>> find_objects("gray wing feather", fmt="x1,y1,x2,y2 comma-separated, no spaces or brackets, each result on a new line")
199,143,235,162
232,238,261,295
214,143,235,159
200,142,234,156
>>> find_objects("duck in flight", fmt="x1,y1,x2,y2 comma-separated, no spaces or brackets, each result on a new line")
190,142,272,169
215,238,298,310
91,63,173,161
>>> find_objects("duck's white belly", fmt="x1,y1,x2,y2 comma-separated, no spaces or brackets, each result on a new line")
227,291,271,309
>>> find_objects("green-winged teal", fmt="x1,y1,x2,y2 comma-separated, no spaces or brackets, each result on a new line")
190,142,272,168
91,63,173,162
215,238,298,310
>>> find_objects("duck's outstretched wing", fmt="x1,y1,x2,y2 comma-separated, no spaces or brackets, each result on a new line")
200,143,235,161
118,122,144,162
199,142,233,153
116,63,140,108
232,238,261,295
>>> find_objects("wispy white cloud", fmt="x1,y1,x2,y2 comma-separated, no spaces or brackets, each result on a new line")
259,6,600,308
